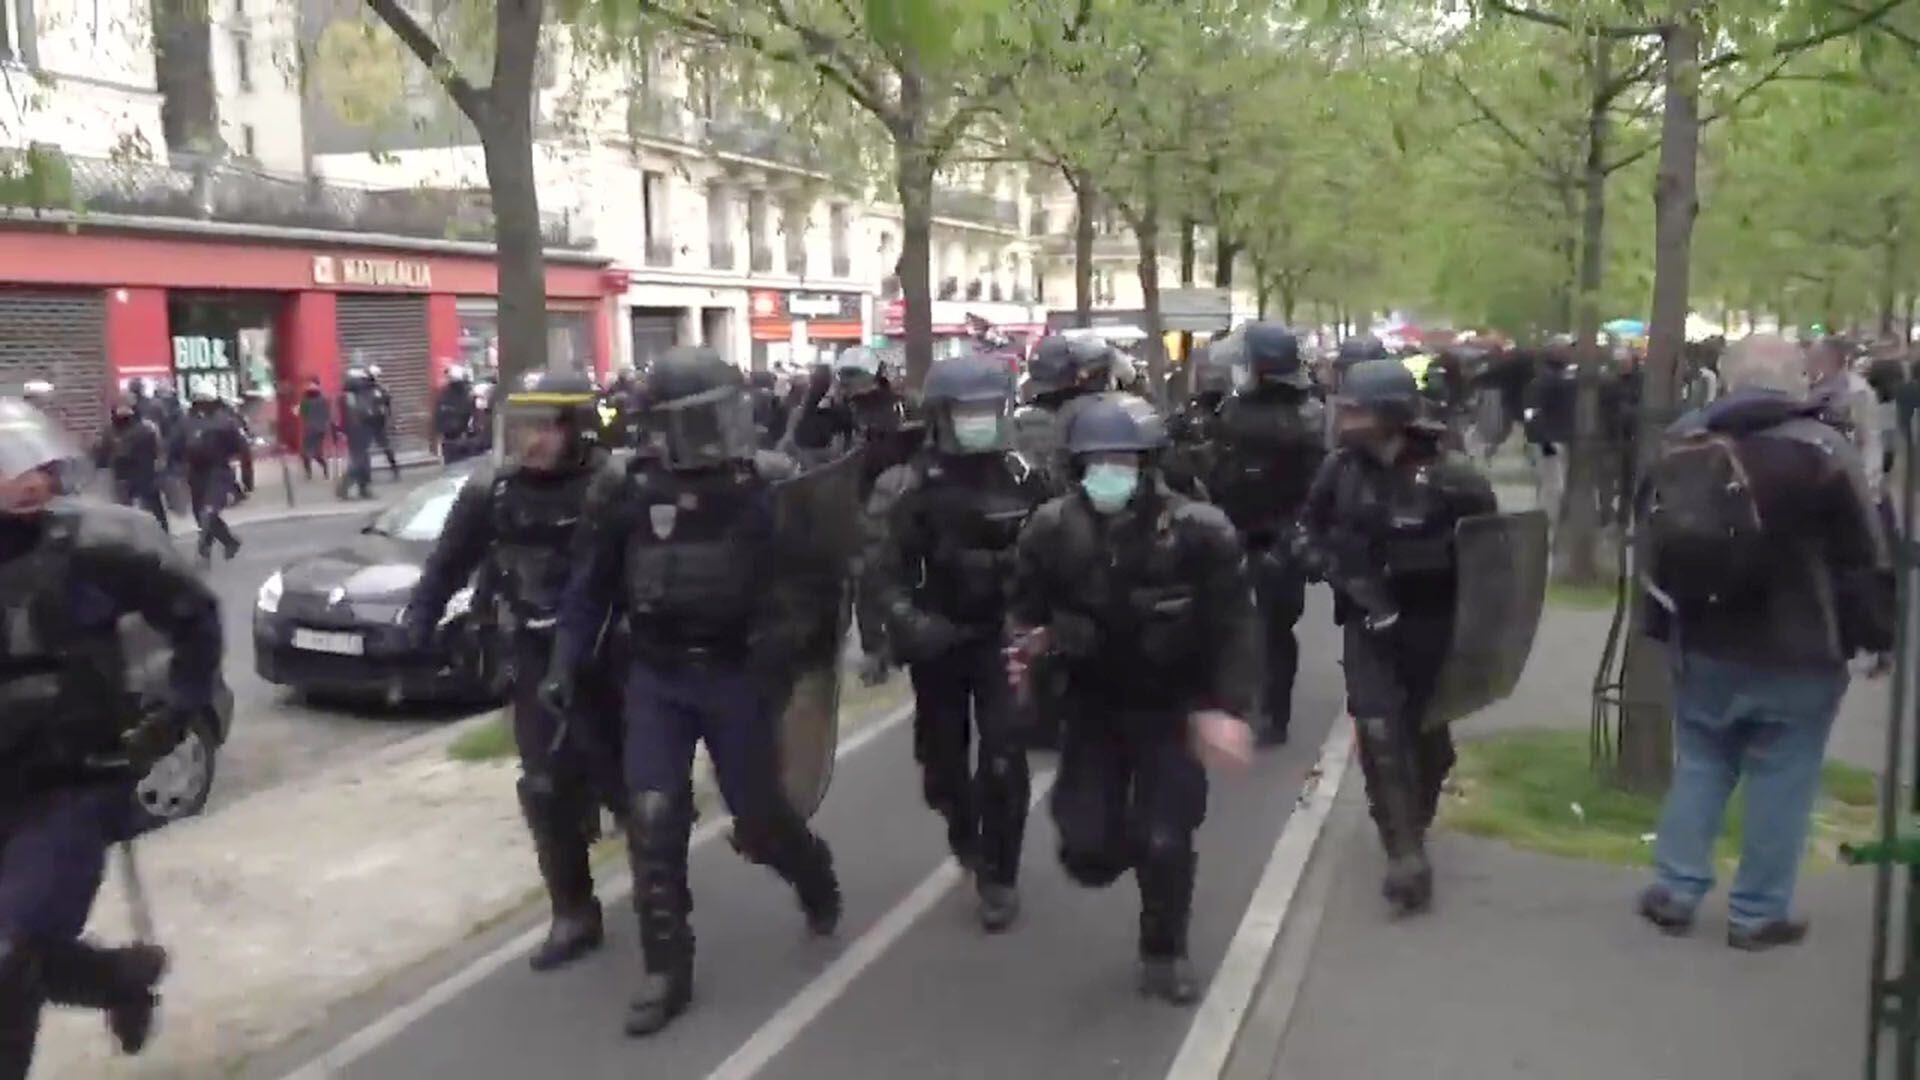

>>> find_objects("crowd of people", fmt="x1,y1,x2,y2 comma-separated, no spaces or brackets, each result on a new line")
0,316,1903,1073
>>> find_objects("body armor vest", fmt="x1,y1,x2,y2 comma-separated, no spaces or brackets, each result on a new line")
1048,496,1205,698
489,467,595,631
1214,393,1325,538
620,465,766,649
0,512,132,768
906,455,1039,627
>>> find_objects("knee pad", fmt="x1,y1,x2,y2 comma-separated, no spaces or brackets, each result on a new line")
1058,845,1129,888
1135,827,1192,874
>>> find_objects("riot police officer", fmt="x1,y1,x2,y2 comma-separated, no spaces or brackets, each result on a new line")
860,353,1051,932
1299,359,1497,914
364,365,401,481
544,347,841,1037
405,372,625,973
1162,340,1235,498
1012,335,1115,493
432,366,479,465
748,369,790,448
1331,334,1389,395
1007,393,1259,1004
174,388,251,564
94,402,168,533
0,397,222,1075
1209,322,1327,746
336,368,378,500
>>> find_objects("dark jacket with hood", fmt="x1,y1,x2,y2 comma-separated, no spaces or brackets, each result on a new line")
1646,388,1892,670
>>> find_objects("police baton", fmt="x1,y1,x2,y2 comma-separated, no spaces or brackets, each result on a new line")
118,841,156,945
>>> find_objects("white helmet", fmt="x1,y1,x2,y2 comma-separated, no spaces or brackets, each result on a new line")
445,364,471,383
367,364,384,380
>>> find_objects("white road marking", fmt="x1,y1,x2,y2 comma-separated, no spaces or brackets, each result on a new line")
281,703,914,1079
704,769,1058,1080
1164,719,1357,1080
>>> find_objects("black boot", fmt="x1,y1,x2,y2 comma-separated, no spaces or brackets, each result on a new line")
975,876,1020,934
974,746,1029,934
39,940,167,1054
734,812,842,936
625,792,695,1038
1381,849,1433,915
0,939,43,1080
519,781,604,972
1137,844,1198,1005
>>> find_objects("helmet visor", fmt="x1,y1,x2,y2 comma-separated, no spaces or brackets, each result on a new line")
500,392,594,469
0,399,89,498
645,386,756,469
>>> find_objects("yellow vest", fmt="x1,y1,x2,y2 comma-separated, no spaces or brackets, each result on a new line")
1401,353,1435,389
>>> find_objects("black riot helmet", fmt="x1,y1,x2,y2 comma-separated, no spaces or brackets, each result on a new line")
923,352,1016,455
642,346,755,470
500,369,601,472
834,346,887,398
1026,335,1113,397
1335,358,1421,428
748,369,778,392
1243,322,1309,389
1064,391,1169,457
0,396,88,514
1336,335,1389,364
1190,342,1235,398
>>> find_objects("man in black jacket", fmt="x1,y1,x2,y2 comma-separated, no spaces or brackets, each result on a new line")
95,403,168,531
1638,334,1892,951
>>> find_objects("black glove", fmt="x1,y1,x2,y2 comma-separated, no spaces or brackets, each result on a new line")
537,671,576,715
122,705,193,770
858,650,892,686
893,610,964,663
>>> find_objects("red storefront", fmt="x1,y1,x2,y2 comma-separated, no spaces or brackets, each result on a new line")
0,220,619,448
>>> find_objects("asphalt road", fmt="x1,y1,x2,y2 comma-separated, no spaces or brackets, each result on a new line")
265,594,1351,1080
185,512,475,812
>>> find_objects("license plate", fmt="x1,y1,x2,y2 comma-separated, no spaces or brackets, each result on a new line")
291,628,365,656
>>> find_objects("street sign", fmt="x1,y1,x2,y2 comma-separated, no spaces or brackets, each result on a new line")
1159,287,1234,331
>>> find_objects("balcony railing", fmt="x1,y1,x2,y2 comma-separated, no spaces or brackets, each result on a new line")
785,245,808,276
645,238,673,267
703,113,821,170
1012,285,1032,304
709,240,736,269
750,245,774,273
938,276,959,300
0,147,592,249
931,186,1020,228
832,253,851,278
629,93,692,143
1039,230,1137,258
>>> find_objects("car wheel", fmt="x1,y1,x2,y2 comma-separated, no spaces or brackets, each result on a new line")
133,716,218,828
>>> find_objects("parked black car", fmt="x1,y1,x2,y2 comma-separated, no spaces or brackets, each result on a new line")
253,465,508,705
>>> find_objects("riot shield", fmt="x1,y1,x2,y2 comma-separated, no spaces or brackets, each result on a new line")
768,449,867,816
1422,510,1550,730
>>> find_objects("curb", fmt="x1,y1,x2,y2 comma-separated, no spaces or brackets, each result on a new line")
1165,718,1356,1080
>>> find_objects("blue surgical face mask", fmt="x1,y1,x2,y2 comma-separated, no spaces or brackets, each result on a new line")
951,413,1002,451
1080,462,1140,513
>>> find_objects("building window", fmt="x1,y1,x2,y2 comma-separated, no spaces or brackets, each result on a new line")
782,199,808,275
642,170,669,264
707,183,734,269
234,31,251,91
240,124,256,158
746,189,770,272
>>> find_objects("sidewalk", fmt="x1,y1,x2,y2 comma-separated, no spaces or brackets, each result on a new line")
1237,606,1883,1080
157,449,444,539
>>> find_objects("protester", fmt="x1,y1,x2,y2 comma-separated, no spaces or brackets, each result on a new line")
1638,333,1893,951
1806,336,1884,500
298,377,332,479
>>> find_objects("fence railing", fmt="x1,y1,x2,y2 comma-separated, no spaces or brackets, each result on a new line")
932,186,1020,228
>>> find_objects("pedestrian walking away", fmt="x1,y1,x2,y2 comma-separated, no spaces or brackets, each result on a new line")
1300,358,1498,915
0,396,223,1078
860,351,1051,933
296,377,332,480
1638,333,1894,950
406,371,628,974
542,346,846,1038
1006,391,1260,1005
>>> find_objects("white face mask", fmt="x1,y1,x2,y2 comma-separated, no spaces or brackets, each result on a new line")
952,413,1002,451
1080,462,1140,513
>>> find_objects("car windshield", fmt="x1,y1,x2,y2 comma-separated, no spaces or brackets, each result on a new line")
367,471,471,541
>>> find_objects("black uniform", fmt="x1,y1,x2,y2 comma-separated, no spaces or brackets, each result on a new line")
296,385,332,479
94,407,168,532
433,378,480,465
173,399,252,562
335,373,378,500
1302,360,1496,913
0,399,222,1076
1208,323,1326,745
406,378,623,973
1012,335,1116,494
546,348,839,1038
1009,393,1260,1003
861,353,1050,931
367,374,400,480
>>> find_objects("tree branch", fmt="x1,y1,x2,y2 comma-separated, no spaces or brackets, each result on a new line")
1601,138,1657,174
362,0,485,121
637,2,893,120
1481,0,1663,38
1440,65,1561,177
1701,0,1915,73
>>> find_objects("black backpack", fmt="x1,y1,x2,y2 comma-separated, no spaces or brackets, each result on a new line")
1644,430,1769,613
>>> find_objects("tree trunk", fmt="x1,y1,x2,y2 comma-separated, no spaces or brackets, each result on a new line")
1878,199,1901,338
895,135,937,389
1554,36,1612,588
1214,229,1236,287
1073,174,1096,329
1253,256,1270,318
1134,200,1168,401
1617,16,1704,797
1280,277,1299,324
1177,216,1196,372
483,1,548,393
1555,179,1579,334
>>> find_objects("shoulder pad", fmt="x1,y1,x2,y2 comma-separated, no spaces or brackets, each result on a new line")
1169,496,1236,537
1025,495,1074,533
870,461,922,504
753,449,799,482
66,499,171,554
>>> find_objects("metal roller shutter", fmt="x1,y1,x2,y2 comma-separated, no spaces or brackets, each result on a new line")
336,295,430,452
0,290,108,441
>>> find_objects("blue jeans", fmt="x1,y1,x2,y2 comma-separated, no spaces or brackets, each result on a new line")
1653,654,1847,928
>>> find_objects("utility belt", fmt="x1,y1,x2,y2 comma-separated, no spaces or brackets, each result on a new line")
626,621,749,668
